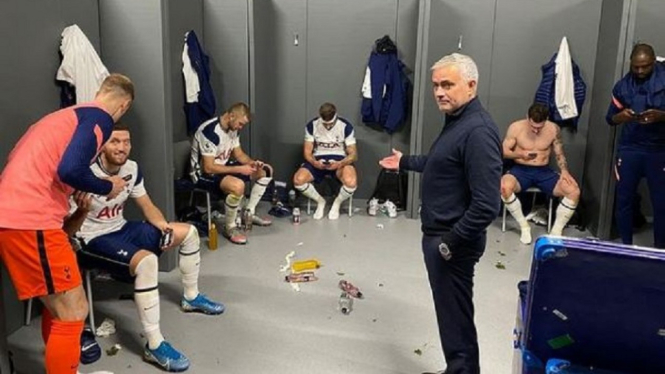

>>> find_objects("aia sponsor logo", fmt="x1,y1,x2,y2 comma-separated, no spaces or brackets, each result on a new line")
97,203,124,219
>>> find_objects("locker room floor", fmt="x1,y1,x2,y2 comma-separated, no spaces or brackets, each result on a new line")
7,201,651,374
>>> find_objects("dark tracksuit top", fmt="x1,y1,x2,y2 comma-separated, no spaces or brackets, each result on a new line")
606,61,665,150
400,97,502,247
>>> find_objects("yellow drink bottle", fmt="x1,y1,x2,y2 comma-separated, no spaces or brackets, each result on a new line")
291,259,321,273
208,223,218,250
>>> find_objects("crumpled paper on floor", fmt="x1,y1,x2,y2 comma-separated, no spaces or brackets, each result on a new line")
96,318,116,337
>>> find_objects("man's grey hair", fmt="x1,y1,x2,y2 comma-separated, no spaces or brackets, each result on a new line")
431,53,479,85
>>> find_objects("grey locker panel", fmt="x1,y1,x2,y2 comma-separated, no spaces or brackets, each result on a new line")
168,0,203,143
204,0,251,152
392,0,420,155
582,0,631,238
0,0,74,164
420,0,497,159
306,0,399,199
100,0,176,270
633,0,665,53
488,0,603,182
251,0,307,184
60,0,101,49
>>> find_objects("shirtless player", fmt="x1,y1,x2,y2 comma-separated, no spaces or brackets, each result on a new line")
500,103,580,244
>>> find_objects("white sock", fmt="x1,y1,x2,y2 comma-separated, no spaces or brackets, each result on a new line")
333,185,355,207
247,177,271,215
503,193,530,228
295,183,326,219
503,193,531,244
329,185,356,220
134,255,163,350
224,194,243,229
295,183,325,203
551,197,577,236
179,226,200,301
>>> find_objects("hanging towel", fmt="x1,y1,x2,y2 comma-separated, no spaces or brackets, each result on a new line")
182,33,200,104
534,39,586,129
554,37,578,120
56,24,109,104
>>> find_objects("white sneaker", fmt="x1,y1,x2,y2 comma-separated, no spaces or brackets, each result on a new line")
519,226,532,245
328,203,340,220
313,200,326,220
210,210,223,223
382,200,398,218
367,198,379,216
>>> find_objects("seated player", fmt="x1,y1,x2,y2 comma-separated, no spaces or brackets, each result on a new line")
501,103,581,244
190,102,273,245
66,123,224,372
292,102,358,220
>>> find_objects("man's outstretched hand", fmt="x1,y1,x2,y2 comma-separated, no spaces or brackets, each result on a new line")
379,148,403,170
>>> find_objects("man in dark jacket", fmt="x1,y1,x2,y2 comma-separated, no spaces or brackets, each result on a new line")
380,53,502,374
606,43,665,248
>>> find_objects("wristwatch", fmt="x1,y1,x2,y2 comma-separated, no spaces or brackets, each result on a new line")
438,241,452,261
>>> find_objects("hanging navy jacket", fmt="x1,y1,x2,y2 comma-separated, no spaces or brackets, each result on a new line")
361,49,409,134
184,31,216,135
534,53,586,129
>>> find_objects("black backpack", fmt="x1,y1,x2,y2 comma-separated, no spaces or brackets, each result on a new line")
369,169,408,210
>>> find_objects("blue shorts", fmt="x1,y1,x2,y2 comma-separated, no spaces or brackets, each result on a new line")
507,164,559,196
79,221,163,278
302,155,345,184
195,160,250,193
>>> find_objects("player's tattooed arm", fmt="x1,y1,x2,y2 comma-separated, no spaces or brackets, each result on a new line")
553,126,568,172
340,144,358,166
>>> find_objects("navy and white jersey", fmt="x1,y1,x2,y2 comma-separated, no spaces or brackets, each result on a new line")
305,116,356,158
190,117,240,183
72,158,146,243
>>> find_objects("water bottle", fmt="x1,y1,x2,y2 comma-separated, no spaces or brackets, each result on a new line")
208,223,218,250
291,258,321,272
338,292,353,315
338,280,363,299
243,209,253,231
292,207,301,224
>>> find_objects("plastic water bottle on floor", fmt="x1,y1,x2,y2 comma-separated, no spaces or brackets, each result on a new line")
292,207,301,224
243,209,253,231
338,292,353,315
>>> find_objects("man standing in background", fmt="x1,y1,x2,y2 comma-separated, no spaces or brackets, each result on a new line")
607,43,665,248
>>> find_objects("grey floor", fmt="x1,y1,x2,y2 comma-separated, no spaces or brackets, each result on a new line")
7,202,653,374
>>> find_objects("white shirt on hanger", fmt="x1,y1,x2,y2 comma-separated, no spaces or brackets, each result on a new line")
56,24,109,104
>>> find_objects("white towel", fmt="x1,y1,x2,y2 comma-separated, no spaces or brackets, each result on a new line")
182,31,200,103
554,37,578,120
